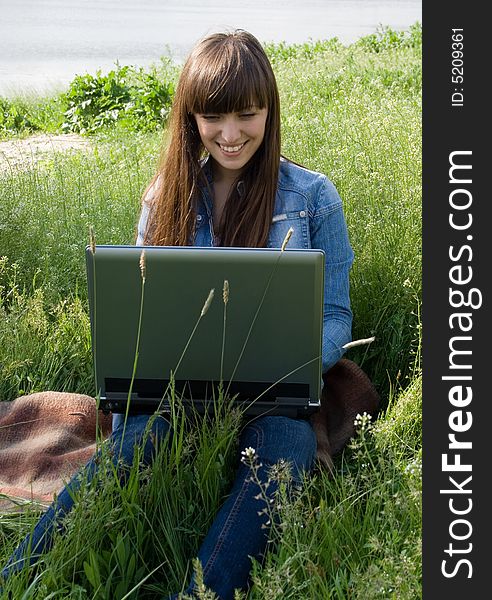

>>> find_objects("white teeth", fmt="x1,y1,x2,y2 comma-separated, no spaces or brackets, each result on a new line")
220,143,244,153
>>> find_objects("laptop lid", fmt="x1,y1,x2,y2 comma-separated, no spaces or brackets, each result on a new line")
86,245,324,418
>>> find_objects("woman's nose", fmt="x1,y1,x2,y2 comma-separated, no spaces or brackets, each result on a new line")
221,117,241,143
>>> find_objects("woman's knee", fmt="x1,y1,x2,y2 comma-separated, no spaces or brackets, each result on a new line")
110,413,171,465
239,416,316,481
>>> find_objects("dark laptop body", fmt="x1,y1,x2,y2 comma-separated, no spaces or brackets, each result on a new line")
86,245,324,418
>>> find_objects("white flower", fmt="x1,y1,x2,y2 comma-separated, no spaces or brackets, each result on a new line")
354,412,373,427
405,459,422,477
353,412,374,434
241,446,256,460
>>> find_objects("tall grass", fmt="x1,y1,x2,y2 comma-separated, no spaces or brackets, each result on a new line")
0,130,162,305
0,258,93,400
249,383,422,600
268,24,422,392
0,25,422,599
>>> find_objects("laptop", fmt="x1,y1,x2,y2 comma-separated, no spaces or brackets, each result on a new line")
86,245,324,418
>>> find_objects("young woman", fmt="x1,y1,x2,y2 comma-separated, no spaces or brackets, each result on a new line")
2,30,353,599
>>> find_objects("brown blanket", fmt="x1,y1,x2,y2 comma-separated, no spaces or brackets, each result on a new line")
0,392,112,509
0,359,379,510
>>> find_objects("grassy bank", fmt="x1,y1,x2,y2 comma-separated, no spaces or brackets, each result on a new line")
0,25,422,599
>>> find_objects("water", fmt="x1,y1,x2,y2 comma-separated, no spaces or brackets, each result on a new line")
0,0,421,97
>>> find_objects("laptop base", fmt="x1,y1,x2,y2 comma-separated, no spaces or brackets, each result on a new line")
100,392,320,419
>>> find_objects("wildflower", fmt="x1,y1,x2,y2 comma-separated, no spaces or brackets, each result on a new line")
241,446,256,460
405,459,422,477
268,459,292,484
354,411,373,432
241,446,258,466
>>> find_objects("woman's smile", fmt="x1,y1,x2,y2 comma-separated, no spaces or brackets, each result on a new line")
218,141,247,155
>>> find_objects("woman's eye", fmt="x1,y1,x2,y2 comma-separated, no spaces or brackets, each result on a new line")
239,113,255,119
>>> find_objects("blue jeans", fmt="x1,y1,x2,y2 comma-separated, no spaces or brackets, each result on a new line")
1,412,316,599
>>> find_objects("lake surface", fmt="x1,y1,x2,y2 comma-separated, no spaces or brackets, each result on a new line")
0,0,421,97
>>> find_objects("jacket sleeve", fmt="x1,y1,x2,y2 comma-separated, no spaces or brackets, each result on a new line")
310,177,354,372
135,178,160,245
136,203,150,245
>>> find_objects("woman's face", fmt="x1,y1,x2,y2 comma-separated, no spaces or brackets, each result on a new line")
194,106,268,180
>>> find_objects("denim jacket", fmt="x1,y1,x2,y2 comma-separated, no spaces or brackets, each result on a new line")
136,158,354,372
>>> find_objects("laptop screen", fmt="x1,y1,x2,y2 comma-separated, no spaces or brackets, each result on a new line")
86,245,324,416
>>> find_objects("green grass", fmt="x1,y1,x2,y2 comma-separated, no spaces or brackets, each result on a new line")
0,25,422,599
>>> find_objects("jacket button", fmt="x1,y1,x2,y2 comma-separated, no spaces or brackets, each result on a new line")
196,215,203,222
299,210,306,218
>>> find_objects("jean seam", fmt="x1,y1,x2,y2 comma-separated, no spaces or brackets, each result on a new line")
202,423,264,580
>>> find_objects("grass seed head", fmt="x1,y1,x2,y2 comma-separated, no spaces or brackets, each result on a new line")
281,227,294,252
223,279,229,305
201,288,215,317
88,225,96,254
139,249,146,281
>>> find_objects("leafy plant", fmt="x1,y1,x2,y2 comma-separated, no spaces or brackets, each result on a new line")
61,63,175,134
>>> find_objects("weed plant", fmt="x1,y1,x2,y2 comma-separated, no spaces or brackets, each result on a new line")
0,60,178,138
0,25,422,599
61,62,176,134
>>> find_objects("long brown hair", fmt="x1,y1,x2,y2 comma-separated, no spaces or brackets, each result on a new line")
144,30,281,247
